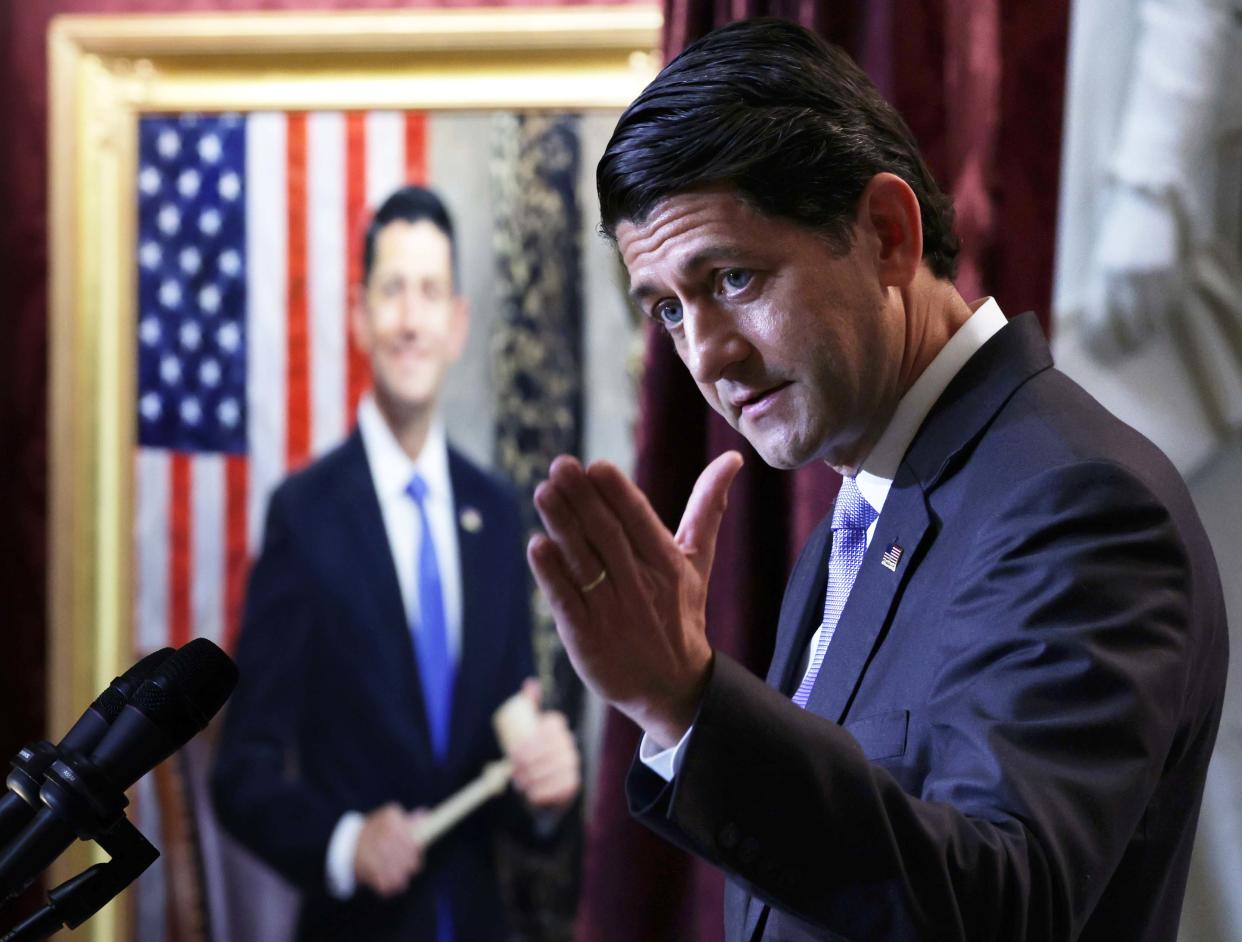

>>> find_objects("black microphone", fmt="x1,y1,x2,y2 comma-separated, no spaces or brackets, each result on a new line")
0,648,174,847
0,638,238,903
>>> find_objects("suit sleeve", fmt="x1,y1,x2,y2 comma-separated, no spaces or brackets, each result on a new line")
628,460,1203,941
211,485,345,890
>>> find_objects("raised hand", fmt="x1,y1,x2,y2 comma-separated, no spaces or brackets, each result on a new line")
527,451,743,748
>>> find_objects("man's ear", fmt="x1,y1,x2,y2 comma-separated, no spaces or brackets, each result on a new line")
857,172,923,289
447,295,470,362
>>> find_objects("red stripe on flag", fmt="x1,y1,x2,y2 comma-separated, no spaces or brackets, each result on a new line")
345,111,370,425
405,111,427,184
223,455,249,655
286,113,311,470
169,455,192,650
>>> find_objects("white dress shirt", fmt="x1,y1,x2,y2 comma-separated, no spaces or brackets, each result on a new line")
325,395,464,899
640,297,1009,781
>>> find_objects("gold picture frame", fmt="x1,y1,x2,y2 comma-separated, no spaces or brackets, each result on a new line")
47,8,660,940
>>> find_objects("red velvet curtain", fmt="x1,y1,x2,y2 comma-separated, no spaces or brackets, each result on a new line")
574,2,1069,940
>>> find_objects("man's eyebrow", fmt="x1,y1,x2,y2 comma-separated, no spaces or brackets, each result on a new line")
626,245,751,305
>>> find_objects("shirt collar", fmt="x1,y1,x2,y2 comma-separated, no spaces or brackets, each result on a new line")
855,297,1008,514
357,394,452,505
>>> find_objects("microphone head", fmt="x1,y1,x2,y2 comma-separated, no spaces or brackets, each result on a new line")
89,648,175,724
130,639,238,743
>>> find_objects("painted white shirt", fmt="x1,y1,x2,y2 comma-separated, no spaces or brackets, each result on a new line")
640,297,1009,780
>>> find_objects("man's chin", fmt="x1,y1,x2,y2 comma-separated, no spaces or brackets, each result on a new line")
747,434,817,471
373,383,437,419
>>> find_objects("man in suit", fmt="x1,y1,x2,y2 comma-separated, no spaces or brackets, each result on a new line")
527,19,1228,942
213,185,581,941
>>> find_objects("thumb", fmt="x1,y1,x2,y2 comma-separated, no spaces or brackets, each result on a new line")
521,677,543,712
674,450,744,578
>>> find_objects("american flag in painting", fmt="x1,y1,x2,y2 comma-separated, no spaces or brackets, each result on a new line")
133,110,428,659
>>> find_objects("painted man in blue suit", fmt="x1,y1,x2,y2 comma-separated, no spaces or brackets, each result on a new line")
529,20,1228,942
213,185,581,942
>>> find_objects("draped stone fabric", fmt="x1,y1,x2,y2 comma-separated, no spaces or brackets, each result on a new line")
489,111,586,942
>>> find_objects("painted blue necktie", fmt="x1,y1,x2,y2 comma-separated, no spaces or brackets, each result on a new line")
406,474,454,942
406,473,454,762
791,475,877,708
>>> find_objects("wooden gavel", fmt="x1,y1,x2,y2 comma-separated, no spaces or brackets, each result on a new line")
408,691,538,848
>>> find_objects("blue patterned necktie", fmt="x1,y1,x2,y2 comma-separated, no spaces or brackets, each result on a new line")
405,473,454,762
791,475,877,708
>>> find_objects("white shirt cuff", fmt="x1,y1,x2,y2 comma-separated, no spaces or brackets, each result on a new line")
638,725,694,782
325,811,365,899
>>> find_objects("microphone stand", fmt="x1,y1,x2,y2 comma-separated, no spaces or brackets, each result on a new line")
0,750,160,941
1,818,158,942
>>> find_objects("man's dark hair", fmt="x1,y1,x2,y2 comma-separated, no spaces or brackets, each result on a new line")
363,184,458,285
597,18,960,280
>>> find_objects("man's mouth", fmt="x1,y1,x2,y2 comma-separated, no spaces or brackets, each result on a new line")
733,382,792,418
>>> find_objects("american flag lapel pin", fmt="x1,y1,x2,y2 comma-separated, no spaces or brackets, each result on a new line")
881,542,903,572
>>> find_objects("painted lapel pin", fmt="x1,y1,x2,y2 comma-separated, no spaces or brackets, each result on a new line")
459,507,483,533
881,542,903,571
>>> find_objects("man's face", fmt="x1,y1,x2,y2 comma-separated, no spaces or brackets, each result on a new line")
352,219,468,419
617,190,904,471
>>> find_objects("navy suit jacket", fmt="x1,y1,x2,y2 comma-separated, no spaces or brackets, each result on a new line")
628,314,1228,941
212,431,535,942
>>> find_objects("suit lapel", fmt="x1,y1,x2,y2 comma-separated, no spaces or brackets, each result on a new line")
446,451,497,771
741,895,769,942
803,469,931,722
765,519,833,694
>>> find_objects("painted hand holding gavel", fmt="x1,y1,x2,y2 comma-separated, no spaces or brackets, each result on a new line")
353,679,580,898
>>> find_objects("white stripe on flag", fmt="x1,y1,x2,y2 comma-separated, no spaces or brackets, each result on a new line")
366,110,406,209
134,448,169,654
308,111,347,456
246,112,288,553
191,454,225,647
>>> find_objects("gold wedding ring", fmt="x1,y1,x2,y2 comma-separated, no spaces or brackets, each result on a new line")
580,569,607,594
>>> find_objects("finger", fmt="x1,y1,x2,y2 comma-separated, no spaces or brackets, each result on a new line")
511,733,569,779
511,723,576,787
524,767,580,807
586,460,682,570
548,458,646,589
512,738,575,785
521,677,543,712
674,451,744,578
534,476,608,589
527,533,587,627
516,753,578,793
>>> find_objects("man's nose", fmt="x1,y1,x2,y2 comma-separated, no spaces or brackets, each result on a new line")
683,304,748,384
397,292,426,331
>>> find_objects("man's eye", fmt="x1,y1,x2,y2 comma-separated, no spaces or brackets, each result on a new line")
722,269,752,292
654,301,684,328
